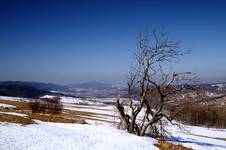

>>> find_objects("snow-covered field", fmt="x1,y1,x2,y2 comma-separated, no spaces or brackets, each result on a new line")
0,96,28,102
0,121,158,150
0,112,27,117
166,123,226,150
0,95,226,150
0,103,16,108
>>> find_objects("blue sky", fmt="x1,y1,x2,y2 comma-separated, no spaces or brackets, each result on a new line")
0,0,226,84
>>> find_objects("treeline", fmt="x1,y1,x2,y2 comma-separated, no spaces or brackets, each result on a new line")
170,102,226,128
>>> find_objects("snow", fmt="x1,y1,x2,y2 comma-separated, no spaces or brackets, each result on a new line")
0,103,16,108
0,121,158,150
166,123,226,150
57,96,104,105
184,125,226,139
64,105,117,116
64,104,119,124
41,95,56,99
0,112,27,117
60,96,88,104
41,95,104,105
0,96,29,102
87,98,139,105
168,131,226,150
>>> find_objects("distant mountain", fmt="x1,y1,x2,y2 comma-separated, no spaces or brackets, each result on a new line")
195,82,226,92
0,81,68,92
0,84,50,98
68,81,113,90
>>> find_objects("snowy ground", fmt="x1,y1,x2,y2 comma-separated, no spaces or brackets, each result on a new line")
62,97,226,150
166,123,226,150
0,112,27,117
0,96,28,102
0,103,16,108
0,95,226,150
0,121,158,150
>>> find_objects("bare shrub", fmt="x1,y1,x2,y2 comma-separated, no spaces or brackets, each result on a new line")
29,97,63,114
29,99,43,113
42,97,63,114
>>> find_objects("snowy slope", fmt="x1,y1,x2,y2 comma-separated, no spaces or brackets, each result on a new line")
0,96,29,102
166,123,226,150
0,121,158,150
0,112,27,117
0,103,16,108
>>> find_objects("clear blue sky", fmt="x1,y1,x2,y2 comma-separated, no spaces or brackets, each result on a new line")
0,0,226,84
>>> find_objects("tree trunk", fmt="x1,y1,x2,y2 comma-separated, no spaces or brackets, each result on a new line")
128,115,136,133
140,123,149,136
115,99,130,131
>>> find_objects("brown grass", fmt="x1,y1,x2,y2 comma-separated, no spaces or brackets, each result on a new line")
155,141,193,150
216,138,226,141
29,113,86,124
0,99,115,123
64,109,115,119
0,114,34,125
0,111,86,125
64,113,115,123
0,99,31,110
0,99,87,124
0,98,118,124
0,107,18,113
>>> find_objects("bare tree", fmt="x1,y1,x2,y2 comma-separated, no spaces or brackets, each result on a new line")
116,29,195,137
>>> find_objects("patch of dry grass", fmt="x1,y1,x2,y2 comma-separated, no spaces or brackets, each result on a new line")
0,99,115,123
0,99,87,125
0,114,34,125
29,113,86,124
216,138,226,141
0,98,118,125
76,119,87,124
155,141,193,150
0,107,17,113
66,114,115,123
64,109,115,119
0,111,87,125
0,99,31,110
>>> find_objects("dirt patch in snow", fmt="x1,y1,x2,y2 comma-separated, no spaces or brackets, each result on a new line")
29,113,86,124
